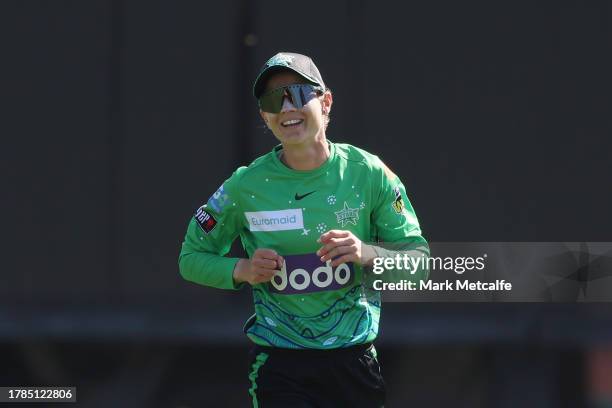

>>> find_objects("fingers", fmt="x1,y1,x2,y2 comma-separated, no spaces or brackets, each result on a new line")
330,253,356,267
252,268,277,283
254,248,280,260
243,248,285,285
319,244,356,263
252,257,279,270
242,266,277,285
316,231,363,265
316,237,356,258
234,249,286,286
318,230,349,243
255,268,277,278
253,248,284,269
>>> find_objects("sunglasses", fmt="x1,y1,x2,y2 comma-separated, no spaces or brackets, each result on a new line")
258,84,324,113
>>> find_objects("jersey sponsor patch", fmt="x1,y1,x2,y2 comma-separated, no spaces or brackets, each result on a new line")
245,209,304,232
194,205,217,234
269,253,354,294
207,184,232,213
392,186,405,214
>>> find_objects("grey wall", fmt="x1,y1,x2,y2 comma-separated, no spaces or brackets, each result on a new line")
1,0,610,318
1,2,610,406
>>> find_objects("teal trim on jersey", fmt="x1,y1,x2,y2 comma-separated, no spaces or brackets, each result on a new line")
370,344,378,360
179,141,428,349
248,352,269,408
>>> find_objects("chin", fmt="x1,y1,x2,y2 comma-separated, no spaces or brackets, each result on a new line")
279,131,308,144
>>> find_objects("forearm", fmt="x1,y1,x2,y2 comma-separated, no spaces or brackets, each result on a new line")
364,238,430,284
178,249,243,290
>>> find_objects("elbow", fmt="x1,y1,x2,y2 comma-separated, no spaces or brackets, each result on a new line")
178,252,192,282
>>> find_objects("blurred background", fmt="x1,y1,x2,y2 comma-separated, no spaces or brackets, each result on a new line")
2,1,612,407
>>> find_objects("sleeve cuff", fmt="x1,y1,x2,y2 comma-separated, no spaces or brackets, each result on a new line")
222,257,245,290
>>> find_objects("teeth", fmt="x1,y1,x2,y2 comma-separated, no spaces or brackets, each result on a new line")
282,119,302,126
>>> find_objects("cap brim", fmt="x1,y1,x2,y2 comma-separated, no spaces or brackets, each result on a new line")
253,66,320,98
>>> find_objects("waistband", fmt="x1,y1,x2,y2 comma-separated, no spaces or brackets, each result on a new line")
252,342,374,358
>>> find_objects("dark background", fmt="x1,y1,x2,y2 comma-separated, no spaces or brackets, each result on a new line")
1,1,611,407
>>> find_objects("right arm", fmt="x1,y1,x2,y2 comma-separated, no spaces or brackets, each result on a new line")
178,171,283,289
178,216,243,289
178,172,244,290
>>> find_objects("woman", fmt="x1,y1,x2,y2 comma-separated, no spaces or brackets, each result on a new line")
179,52,428,407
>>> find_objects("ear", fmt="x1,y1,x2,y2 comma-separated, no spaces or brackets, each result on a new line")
321,91,333,115
259,110,269,126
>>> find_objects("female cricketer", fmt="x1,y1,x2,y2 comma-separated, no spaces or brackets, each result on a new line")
179,52,428,407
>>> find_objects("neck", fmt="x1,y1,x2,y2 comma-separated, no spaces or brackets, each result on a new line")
280,136,330,171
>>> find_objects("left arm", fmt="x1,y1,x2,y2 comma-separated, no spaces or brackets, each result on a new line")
317,158,429,283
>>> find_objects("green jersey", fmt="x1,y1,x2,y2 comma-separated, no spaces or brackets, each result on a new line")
179,141,427,349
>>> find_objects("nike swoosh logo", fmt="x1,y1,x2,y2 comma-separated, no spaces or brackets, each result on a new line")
295,191,316,200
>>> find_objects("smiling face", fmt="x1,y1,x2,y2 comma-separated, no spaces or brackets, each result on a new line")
259,70,332,148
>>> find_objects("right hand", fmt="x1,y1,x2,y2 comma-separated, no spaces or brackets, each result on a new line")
233,248,284,285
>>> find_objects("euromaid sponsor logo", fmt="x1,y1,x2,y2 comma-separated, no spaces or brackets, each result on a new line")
245,209,304,232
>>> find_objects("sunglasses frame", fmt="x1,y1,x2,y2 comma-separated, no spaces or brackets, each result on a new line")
258,84,325,113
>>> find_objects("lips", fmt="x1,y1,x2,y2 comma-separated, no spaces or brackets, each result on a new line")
281,119,304,127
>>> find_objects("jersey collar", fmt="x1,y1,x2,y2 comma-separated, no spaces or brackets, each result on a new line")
271,140,337,177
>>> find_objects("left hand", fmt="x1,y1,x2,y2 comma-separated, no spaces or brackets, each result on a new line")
316,230,376,267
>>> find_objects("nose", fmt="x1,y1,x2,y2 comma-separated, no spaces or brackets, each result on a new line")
280,92,296,113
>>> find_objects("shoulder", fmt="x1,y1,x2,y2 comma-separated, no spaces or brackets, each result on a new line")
225,149,277,188
334,142,377,164
334,142,395,174
334,142,400,184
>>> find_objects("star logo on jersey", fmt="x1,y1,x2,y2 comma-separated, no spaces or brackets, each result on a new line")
335,202,359,227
